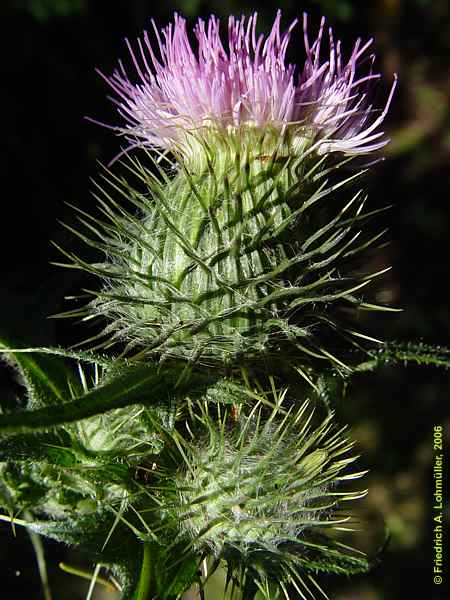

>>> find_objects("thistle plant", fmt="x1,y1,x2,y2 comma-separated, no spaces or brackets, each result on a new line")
1,9,448,600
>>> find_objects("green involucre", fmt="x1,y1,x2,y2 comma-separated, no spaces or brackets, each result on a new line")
148,388,369,595
60,128,390,368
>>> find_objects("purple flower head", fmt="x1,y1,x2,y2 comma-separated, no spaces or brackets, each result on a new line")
99,11,396,159
297,13,397,155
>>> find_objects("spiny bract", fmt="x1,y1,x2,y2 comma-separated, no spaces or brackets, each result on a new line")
65,127,389,367
158,393,370,596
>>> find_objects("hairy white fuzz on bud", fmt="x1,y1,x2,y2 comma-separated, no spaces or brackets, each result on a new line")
64,127,388,369
169,396,368,589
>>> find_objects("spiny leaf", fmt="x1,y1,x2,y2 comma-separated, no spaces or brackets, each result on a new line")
0,344,114,367
0,430,73,462
0,337,81,409
355,341,450,372
0,361,215,434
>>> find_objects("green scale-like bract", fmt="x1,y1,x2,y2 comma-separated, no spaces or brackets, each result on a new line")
69,128,384,366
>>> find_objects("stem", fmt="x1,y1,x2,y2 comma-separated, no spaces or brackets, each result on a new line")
27,528,52,600
134,543,153,600
58,563,116,591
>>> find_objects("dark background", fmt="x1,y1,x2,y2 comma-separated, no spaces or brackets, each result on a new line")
1,0,449,598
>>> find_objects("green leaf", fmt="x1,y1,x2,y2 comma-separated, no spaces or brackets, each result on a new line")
0,430,74,462
145,543,200,600
0,336,81,409
355,341,450,372
0,360,215,434
0,343,115,367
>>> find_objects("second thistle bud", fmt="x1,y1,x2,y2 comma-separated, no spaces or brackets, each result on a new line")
160,391,369,593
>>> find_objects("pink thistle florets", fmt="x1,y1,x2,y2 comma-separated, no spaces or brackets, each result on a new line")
99,10,396,159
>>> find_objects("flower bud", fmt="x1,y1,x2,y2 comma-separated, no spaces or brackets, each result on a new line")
164,392,369,592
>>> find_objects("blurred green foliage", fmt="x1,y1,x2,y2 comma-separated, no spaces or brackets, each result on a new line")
312,0,354,21
13,0,87,21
